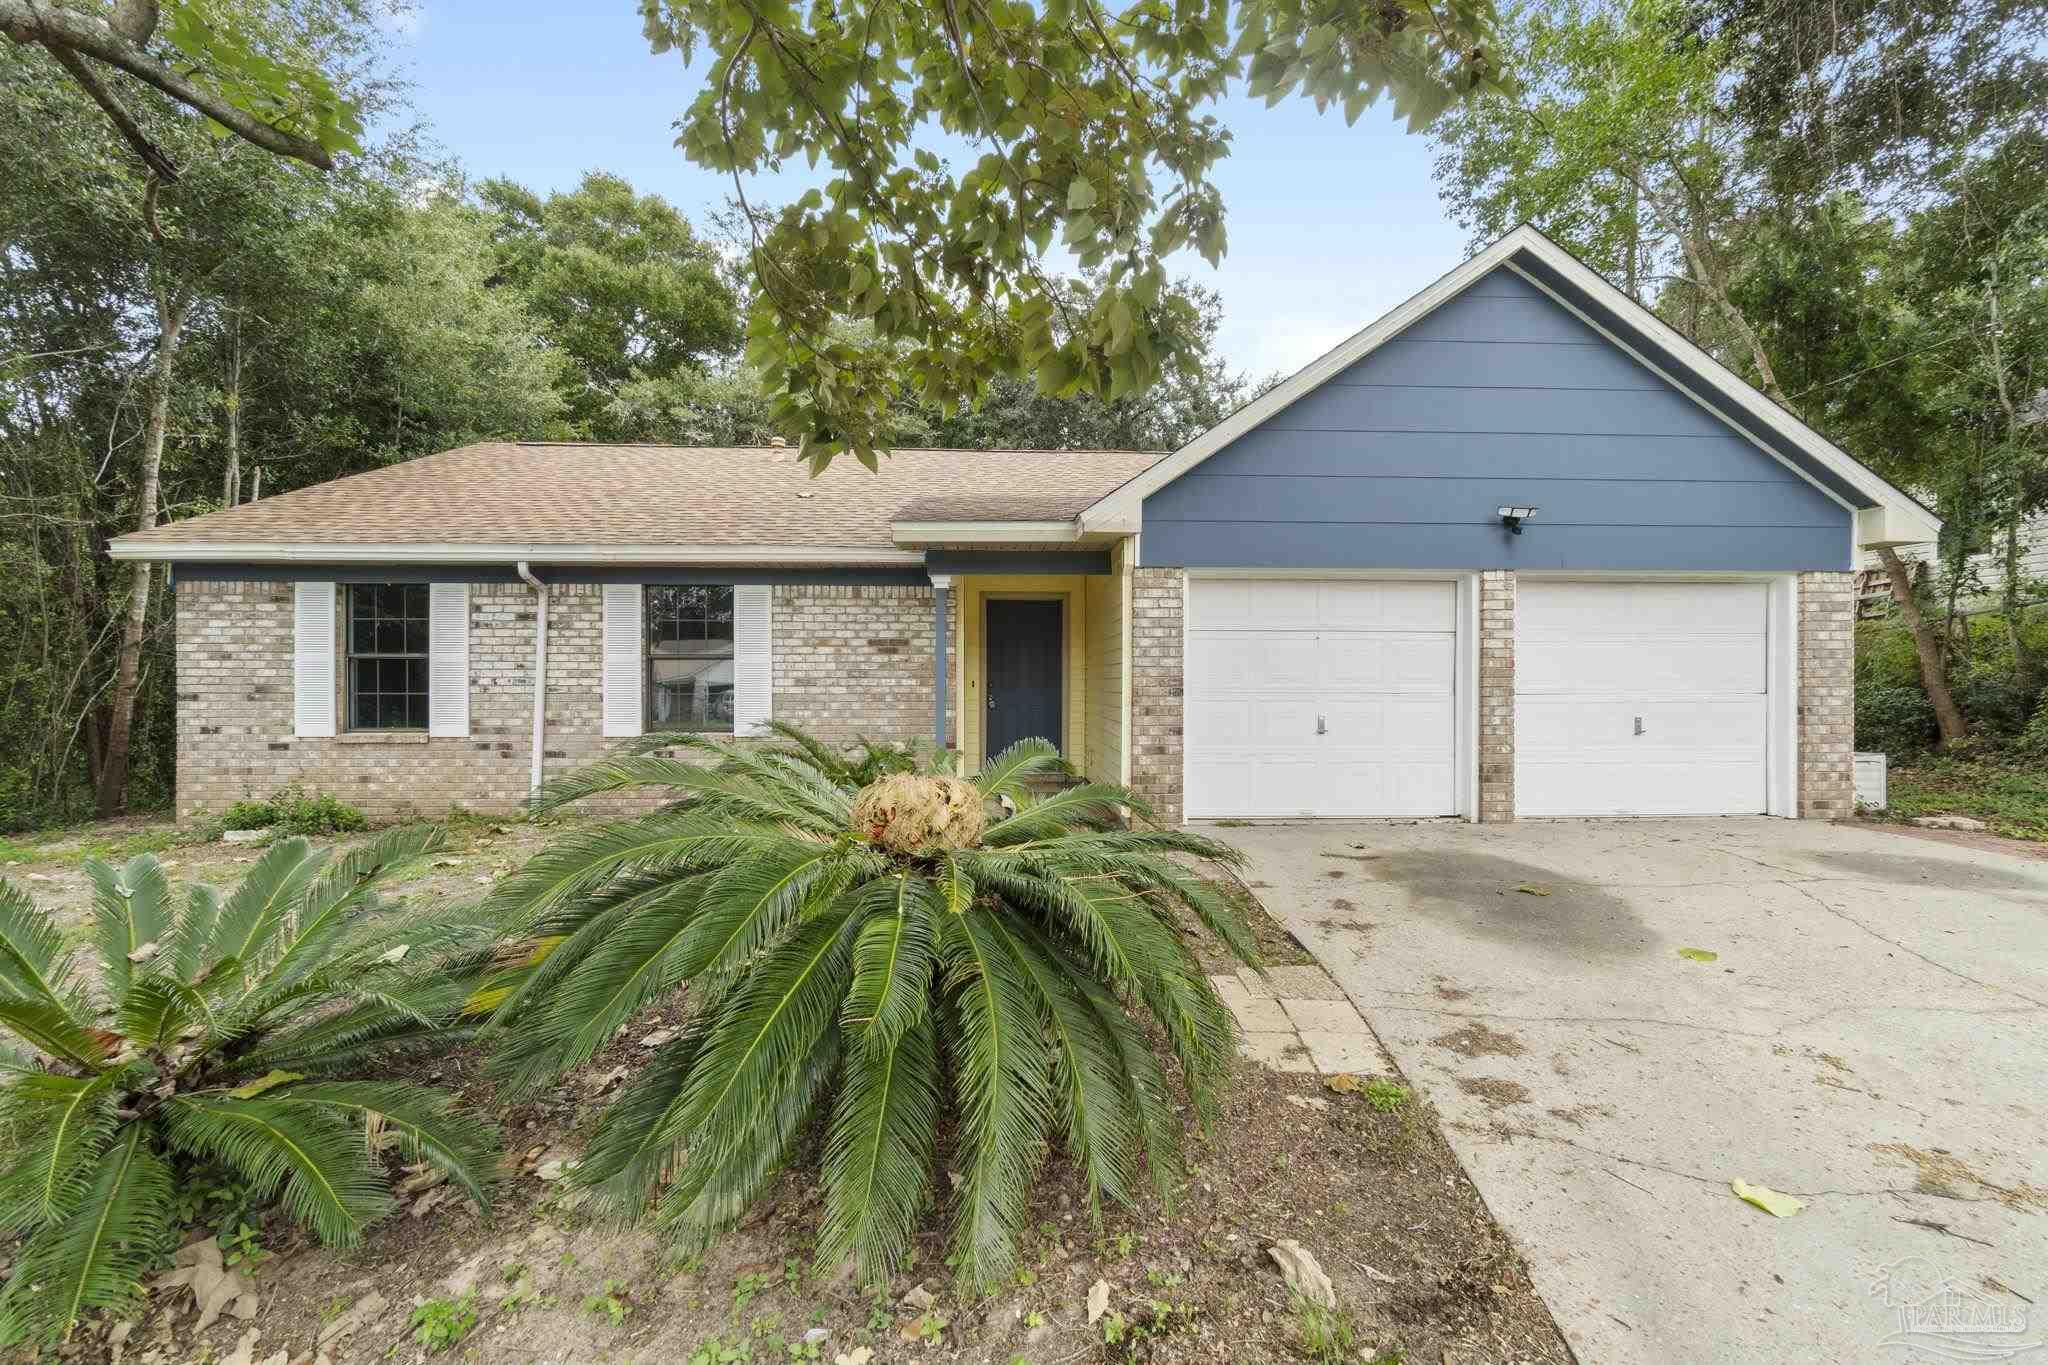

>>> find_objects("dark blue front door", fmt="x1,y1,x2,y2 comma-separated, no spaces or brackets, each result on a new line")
985,598,1063,757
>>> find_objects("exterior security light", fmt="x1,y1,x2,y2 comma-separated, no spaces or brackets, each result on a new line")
1498,505,1538,535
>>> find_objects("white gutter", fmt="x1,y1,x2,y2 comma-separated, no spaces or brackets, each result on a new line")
515,561,548,799
104,540,931,565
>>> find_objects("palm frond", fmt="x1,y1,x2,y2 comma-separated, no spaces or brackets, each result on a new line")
263,1081,498,1211
531,753,840,832
208,837,329,971
659,1028,841,1248
814,1013,938,1283
250,824,443,996
936,910,1052,1287
488,880,704,1092
993,917,1139,1212
1068,965,1185,1201
0,1070,121,1229
674,838,857,979
840,874,939,1056
0,999,108,1071
83,855,172,1001
0,878,86,1020
973,736,1067,802
170,884,224,984
164,1093,392,1246
116,973,209,1050
983,783,1130,844
666,911,857,1195
483,810,785,926
0,1127,175,1347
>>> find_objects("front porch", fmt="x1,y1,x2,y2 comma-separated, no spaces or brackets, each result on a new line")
926,543,1134,787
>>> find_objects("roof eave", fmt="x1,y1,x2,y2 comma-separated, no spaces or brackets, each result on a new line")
105,539,930,566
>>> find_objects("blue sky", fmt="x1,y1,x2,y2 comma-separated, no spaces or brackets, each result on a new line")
389,1,1471,380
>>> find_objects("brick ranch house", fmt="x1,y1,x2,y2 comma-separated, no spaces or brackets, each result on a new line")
113,227,1939,826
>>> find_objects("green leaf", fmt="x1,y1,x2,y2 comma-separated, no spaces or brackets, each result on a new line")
0,1126,174,1347
228,1069,304,1099
1067,178,1098,211
841,875,939,1054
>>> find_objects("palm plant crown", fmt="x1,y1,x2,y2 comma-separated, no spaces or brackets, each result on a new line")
476,728,1259,1289
0,826,499,1345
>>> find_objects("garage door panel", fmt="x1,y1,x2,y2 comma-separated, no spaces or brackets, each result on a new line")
1185,577,1459,819
1515,580,1768,817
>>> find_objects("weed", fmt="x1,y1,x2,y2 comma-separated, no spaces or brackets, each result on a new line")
222,785,369,836
914,1311,949,1343
733,1269,775,1312
686,1336,755,1364
583,1279,632,1327
409,1292,480,1354
1363,1078,1411,1112
320,1297,351,1325
1293,1295,1359,1363
501,1261,528,1284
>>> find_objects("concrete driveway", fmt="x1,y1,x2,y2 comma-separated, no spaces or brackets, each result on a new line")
1218,817,2048,1365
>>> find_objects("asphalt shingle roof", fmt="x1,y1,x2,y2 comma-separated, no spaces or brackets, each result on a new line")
115,442,1162,555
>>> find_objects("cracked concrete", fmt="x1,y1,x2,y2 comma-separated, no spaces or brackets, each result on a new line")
1215,817,2048,1365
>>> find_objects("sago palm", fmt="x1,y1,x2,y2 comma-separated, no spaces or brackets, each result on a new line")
0,826,499,1345
475,729,1259,1289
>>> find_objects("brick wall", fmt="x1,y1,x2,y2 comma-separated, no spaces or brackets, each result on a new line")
772,584,947,743
1797,571,1856,819
1477,571,1515,822
174,578,948,821
1127,567,1185,825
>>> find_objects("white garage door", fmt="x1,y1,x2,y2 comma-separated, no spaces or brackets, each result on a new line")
1185,579,1458,819
1516,581,1768,817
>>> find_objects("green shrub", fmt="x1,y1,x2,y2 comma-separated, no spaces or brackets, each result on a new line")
223,786,369,836
476,728,1258,1291
0,828,498,1346
1856,684,1940,758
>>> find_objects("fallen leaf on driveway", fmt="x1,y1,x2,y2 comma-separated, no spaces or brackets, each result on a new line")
1731,1179,1804,1217
1512,883,1552,897
1678,947,1719,962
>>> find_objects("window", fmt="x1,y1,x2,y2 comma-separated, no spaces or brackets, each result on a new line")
646,585,735,731
346,584,430,730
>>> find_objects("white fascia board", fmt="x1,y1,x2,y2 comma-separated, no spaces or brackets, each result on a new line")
105,539,929,565
889,521,1083,544
1079,223,1942,549
1077,228,1538,532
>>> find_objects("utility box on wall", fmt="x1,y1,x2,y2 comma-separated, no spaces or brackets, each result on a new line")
1853,752,1888,811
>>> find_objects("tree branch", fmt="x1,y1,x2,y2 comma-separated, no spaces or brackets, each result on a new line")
39,37,181,182
0,0,333,170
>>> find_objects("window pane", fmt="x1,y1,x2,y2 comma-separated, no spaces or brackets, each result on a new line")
648,654,735,731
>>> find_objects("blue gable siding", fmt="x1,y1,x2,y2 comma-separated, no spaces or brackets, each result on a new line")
1141,267,1851,571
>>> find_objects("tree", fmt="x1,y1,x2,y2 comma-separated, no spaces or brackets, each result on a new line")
478,172,743,440
475,729,1257,1288
633,0,1504,467
0,829,498,1346
0,0,367,178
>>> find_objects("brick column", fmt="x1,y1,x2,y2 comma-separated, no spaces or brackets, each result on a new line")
1128,567,1185,825
1797,571,1856,819
1477,570,1516,823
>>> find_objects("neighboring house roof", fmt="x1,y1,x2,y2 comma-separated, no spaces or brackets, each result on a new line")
1078,224,1941,549
109,442,1162,563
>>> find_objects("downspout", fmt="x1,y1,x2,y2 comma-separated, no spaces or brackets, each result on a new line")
516,561,548,799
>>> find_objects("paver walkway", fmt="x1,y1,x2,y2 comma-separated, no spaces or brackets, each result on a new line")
1211,963,1393,1076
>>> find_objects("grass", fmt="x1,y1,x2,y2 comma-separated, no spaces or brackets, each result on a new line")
0,822,198,867
1881,754,2048,843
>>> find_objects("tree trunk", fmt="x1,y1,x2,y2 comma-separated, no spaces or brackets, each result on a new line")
221,309,242,507
97,284,187,815
1876,545,1969,744
2004,516,2035,699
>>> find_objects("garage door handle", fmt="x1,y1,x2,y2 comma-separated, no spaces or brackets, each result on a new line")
1316,714,1327,736
1634,716,1644,736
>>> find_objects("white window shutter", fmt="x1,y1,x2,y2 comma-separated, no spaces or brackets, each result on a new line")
602,584,644,737
427,583,470,737
733,585,773,736
293,582,336,738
